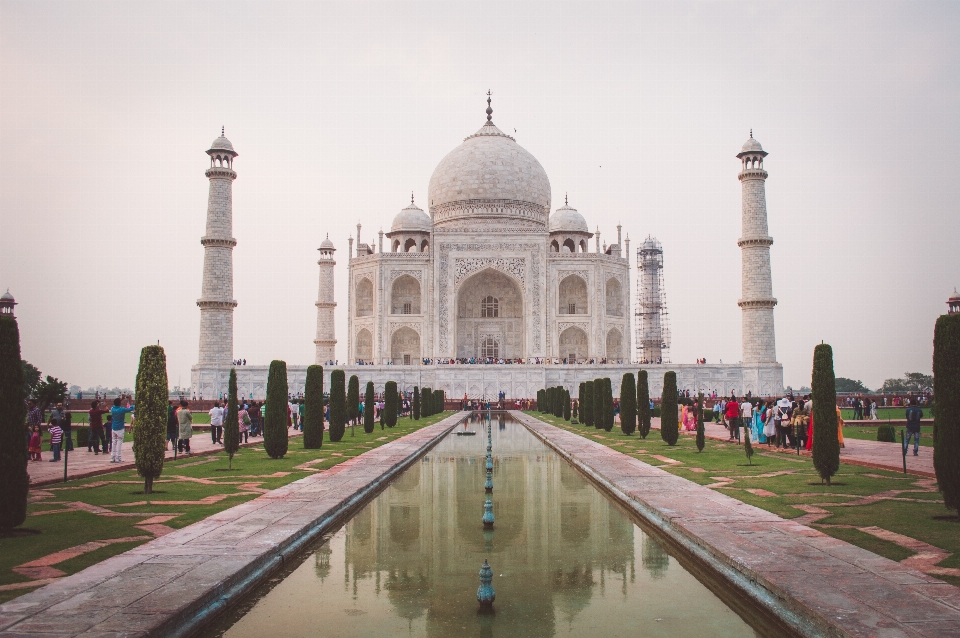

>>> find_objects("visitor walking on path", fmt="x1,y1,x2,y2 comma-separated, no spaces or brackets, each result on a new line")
209,402,224,444
110,397,134,463
905,403,923,455
177,400,193,454
29,425,42,461
725,400,740,442
88,400,109,454
238,404,250,443
166,401,179,451
48,422,63,462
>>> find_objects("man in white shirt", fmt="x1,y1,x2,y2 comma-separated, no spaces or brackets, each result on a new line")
209,402,224,444
289,401,298,429
741,399,754,436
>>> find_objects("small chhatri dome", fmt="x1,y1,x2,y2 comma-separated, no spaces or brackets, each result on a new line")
739,129,765,155
549,198,590,234
391,196,431,233
0,289,13,302
950,287,960,301
319,233,335,251
209,127,236,154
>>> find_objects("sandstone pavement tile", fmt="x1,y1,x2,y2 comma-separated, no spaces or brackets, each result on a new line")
81,612,166,634
906,583,960,611
830,572,960,623
76,631,148,638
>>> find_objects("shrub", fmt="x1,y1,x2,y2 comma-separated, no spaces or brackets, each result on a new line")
555,386,564,418
661,372,679,445
435,389,445,414
602,378,614,431
0,316,27,531
413,386,421,420
421,387,432,417
222,369,240,469
620,373,636,435
563,388,571,421
593,379,604,429
384,381,398,428
347,375,360,429
696,392,705,452
877,424,897,442
264,360,289,458
303,365,324,448
583,381,594,427
637,371,651,439
934,313,960,513
812,344,840,485
364,381,375,433
329,369,346,442
133,345,169,493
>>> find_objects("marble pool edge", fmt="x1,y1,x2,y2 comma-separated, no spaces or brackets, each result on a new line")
0,412,469,638
513,411,960,638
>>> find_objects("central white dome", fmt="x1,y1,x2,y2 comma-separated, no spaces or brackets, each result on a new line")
428,117,551,230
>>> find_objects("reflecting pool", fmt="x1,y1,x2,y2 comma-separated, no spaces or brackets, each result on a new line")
216,413,759,637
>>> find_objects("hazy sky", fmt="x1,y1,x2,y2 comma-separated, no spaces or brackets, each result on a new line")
2,1,958,392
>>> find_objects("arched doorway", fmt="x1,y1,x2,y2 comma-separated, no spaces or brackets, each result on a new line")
356,328,373,363
391,275,421,315
355,278,373,317
606,278,623,316
456,269,524,359
606,328,623,361
391,327,421,365
559,275,588,315
559,326,588,362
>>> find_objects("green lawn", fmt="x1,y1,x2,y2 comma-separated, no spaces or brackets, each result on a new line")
842,424,935,447
524,411,959,589
839,407,931,421
1,412,455,603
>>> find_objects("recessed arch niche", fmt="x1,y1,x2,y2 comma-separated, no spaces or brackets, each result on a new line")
456,269,524,359
391,275,421,315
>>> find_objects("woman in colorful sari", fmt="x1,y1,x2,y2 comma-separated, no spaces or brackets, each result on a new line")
752,402,766,443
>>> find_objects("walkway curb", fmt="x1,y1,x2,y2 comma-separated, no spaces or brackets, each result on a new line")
515,412,960,638
0,413,467,638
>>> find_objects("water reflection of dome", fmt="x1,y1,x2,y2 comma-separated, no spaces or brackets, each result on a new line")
642,535,670,579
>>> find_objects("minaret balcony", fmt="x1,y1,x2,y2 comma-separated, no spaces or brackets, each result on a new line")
737,236,773,248
197,299,238,309
737,168,768,181
737,298,777,309
200,236,237,248
204,167,237,179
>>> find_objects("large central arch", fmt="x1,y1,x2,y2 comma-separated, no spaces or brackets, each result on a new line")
455,269,525,359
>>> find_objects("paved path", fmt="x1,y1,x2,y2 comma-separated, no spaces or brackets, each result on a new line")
0,413,465,637
28,428,302,487
516,412,960,638
655,417,936,477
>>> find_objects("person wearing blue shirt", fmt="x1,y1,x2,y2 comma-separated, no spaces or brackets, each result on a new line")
110,396,135,463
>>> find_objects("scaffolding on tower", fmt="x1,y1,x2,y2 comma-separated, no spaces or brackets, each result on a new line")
635,236,670,364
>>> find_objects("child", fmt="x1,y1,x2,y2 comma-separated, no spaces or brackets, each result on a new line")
29,425,42,461
48,422,63,462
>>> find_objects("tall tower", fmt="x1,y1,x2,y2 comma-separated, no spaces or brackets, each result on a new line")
197,129,238,365
737,131,777,363
314,235,337,364
636,237,670,363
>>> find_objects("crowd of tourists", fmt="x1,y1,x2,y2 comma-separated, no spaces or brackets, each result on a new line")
703,396,846,451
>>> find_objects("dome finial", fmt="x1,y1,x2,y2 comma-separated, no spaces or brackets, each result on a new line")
565,192,568,206
486,90,493,123
749,128,753,138
222,126,225,136
411,191,415,204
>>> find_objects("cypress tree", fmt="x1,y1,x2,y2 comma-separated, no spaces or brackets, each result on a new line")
302,365,324,449
413,386,421,420
583,381,594,427
384,381,398,427
593,379,604,429
812,344,840,485
555,386,564,418
132,345,168,494
223,368,240,469
934,313,960,513
329,370,346,441
743,411,755,464
421,387,432,417
436,389,445,414
0,315,27,531
620,373,637,435
364,381,375,433
661,371,679,445
638,370,651,439
572,393,579,420
347,375,360,430
696,392,705,453
563,388,572,421
264,360,289,458
602,378,614,432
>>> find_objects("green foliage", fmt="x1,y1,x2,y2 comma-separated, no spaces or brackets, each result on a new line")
21,360,40,402
593,379,604,429
696,392,705,452
364,381,375,433
637,370,651,439
384,381,398,428
0,316,27,531
573,387,580,419
223,369,240,468
882,372,934,394
835,377,871,393
563,388,571,421
347,375,360,426
743,414,754,464
934,314,960,512
601,378,614,432
812,344,840,485
413,386,421,420
554,386,564,418
582,381,594,427
303,365,324,449
620,373,637,435
264,361,289,458
434,390,445,415
660,372,678,445
877,424,897,442
329,370,346,441
33,374,67,412
133,346,168,492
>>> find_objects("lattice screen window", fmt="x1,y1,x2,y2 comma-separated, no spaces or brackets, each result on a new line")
481,296,499,318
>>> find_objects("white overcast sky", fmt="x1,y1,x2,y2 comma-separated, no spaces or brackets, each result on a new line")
1,1,958,392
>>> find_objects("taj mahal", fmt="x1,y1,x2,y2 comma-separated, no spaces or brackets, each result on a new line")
191,97,784,400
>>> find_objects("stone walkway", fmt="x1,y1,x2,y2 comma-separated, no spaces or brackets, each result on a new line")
28,427,302,486
516,412,960,638
0,413,465,637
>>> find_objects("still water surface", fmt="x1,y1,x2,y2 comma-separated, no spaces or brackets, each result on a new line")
218,413,757,637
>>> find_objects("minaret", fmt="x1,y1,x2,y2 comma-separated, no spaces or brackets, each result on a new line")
197,129,238,366
314,235,337,364
737,131,777,363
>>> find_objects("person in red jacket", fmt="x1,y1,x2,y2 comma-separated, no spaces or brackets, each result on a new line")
725,399,741,443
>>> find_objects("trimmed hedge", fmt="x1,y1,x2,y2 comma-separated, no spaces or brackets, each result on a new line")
347,375,360,427
934,313,960,512
877,424,897,442
384,381,398,428
660,371,679,445
0,316,27,531
637,370,651,439
134,345,168,493
364,381,375,433
303,365,324,448
223,368,240,468
329,370,346,442
583,381,594,427
696,392,705,452
413,386,421,420
620,373,637,435
563,388,571,421
812,344,840,485
264,360,289,458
